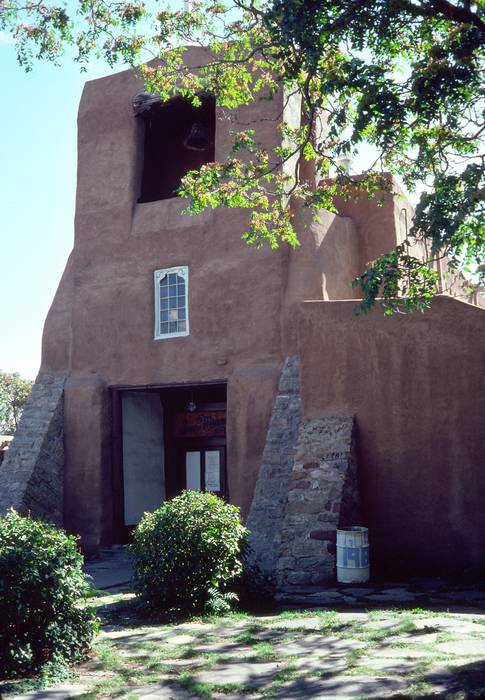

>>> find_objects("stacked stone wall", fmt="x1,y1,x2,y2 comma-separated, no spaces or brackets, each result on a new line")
0,372,66,525
276,416,359,589
245,356,301,582
246,355,360,592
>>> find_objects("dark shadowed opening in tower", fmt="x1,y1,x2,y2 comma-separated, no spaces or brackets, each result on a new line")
138,94,215,203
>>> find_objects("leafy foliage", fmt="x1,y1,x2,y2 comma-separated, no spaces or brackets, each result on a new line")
0,370,33,435
130,490,248,616
0,510,98,679
1,0,484,311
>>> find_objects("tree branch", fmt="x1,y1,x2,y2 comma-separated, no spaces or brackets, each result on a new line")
395,0,485,30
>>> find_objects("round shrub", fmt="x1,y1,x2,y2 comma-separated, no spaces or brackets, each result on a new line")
0,510,98,679
130,490,248,615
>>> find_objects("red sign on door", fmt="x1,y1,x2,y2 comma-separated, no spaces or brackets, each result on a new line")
174,411,226,438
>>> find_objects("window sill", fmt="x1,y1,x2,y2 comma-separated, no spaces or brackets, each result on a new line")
154,331,190,341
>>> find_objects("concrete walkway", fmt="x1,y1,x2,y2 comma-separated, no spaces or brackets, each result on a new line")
84,547,133,592
276,582,485,610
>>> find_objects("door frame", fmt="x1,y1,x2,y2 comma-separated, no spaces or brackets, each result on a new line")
110,381,227,543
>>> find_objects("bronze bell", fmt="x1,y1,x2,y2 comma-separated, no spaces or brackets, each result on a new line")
184,122,210,151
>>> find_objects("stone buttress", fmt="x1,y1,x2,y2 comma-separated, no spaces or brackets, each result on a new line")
0,372,66,524
245,356,302,582
247,357,360,592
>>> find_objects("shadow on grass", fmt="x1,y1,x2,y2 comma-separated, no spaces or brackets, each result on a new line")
390,659,485,699
3,598,485,700
77,602,485,699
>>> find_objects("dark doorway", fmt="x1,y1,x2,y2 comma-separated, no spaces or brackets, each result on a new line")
138,95,215,203
112,382,227,541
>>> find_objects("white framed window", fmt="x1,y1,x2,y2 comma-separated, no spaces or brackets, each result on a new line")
154,266,189,340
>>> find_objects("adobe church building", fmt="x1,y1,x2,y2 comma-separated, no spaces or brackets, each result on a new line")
2,48,485,589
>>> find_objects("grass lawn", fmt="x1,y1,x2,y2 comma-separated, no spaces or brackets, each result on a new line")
3,591,485,699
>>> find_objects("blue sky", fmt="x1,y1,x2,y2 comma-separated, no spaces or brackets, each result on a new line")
0,38,118,379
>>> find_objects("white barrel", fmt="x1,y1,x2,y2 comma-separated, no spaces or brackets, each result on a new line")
336,526,369,583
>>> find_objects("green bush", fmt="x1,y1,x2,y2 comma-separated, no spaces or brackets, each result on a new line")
0,510,98,679
130,490,248,615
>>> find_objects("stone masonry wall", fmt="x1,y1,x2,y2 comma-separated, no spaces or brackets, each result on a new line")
276,416,359,589
246,356,301,584
0,372,66,525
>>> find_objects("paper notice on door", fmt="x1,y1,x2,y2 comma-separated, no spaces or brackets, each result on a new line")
205,450,220,491
186,452,201,491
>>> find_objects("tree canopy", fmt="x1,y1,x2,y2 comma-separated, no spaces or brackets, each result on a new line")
2,0,484,312
0,371,33,435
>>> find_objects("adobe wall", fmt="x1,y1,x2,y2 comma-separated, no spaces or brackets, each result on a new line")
36,52,362,548
331,176,485,309
297,296,485,579
35,51,415,549
36,53,262,544
330,175,415,271
281,207,361,351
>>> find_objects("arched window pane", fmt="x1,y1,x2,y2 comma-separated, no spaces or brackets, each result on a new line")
154,267,189,339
